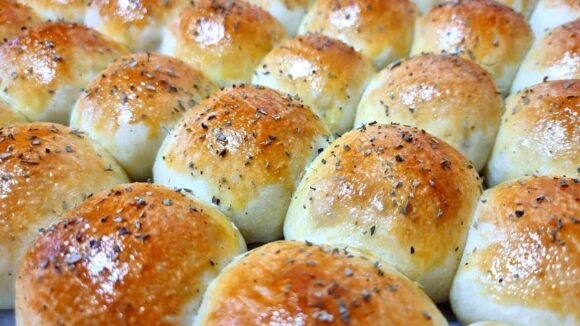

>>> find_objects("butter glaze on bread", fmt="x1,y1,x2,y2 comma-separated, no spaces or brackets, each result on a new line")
0,122,128,309
285,123,482,302
0,22,129,124
71,53,217,181
451,176,580,325
196,241,448,326
298,0,417,69
355,53,502,171
16,182,246,325
154,84,333,243
0,0,40,44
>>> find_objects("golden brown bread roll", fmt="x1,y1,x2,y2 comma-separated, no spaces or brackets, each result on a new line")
154,84,333,243
355,53,503,171
0,0,40,44
253,33,376,135
284,123,482,302
70,53,217,181
486,80,579,187
160,0,286,87
0,101,26,128
244,0,312,35
196,241,448,325
511,20,580,94
0,122,128,309
16,182,246,325
450,176,579,325
18,0,87,22
411,0,533,96
529,0,580,37
85,0,189,51
298,0,417,69
0,22,129,124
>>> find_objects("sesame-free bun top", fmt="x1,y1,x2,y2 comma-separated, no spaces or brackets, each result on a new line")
486,80,579,187
529,0,580,37
0,0,40,44
160,0,286,87
0,22,129,124
253,34,376,134
70,53,217,181
412,0,533,95
18,0,87,22
154,84,333,243
16,182,246,325
0,101,26,128
0,122,128,309
244,0,312,35
355,53,502,171
298,0,417,69
85,0,189,51
284,123,482,302
196,240,448,326
511,20,580,94
450,176,579,325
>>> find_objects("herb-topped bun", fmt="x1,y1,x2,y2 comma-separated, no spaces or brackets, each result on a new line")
243,0,312,35
450,176,580,325
85,0,189,51
529,0,580,37
0,22,129,124
486,80,580,187
154,84,333,243
412,0,533,96
253,33,376,135
196,241,448,325
298,0,417,69
70,53,217,181
160,0,286,87
355,53,502,171
16,183,246,324
0,0,40,44
19,0,87,22
285,123,482,302
0,122,128,309
511,20,580,94
0,101,26,128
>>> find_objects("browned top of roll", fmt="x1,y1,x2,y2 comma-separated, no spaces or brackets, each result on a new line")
0,0,40,44
535,20,580,70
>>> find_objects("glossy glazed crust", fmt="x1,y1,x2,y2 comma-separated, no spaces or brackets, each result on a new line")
19,0,87,22
451,176,580,324
71,53,217,180
197,241,447,326
0,122,128,309
0,101,26,128
0,23,129,124
253,33,375,134
486,80,580,187
16,183,246,325
412,0,532,95
165,0,286,87
0,0,40,44
284,124,482,302
512,20,580,93
355,53,502,171
86,0,189,51
154,85,332,242
299,0,417,68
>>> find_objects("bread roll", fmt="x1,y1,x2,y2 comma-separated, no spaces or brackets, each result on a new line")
154,84,333,243
529,0,580,37
0,22,128,124
412,0,533,96
0,122,128,309
355,53,502,171
0,0,40,44
511,20,580,94
494,0,539,16
160,0,286,87
243,0,311,35
70,53,217,181
0,101,26,128
18,0,86,22
85,0,189,51
253,33,375,135
284,123,482,302
196,241,448,325
298,0,417,69
486,80,579,187
16,182,246,325
450,176,579,325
